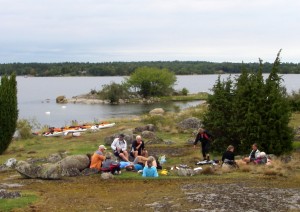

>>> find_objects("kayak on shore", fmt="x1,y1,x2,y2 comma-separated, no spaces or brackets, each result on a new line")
42,122,116,137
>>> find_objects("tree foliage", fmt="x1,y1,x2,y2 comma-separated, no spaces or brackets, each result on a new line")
0,73,18,154
97,82,130,104
287,89,300,111
204,52,293,155
2,61,298,76
126,67,177,97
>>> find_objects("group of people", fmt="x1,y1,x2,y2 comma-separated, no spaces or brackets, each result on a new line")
193,127,269,168
89,134,158,177
90,127,269,176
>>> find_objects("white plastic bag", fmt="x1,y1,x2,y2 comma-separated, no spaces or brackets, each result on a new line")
159,155,166,164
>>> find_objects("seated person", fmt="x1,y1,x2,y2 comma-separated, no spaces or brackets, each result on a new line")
134,155,157,167
124,156,158,172
101,152,121,174
90,145,106,171
111,134,129,162
243,143,260,163
222,145,237,168
142,159,159,177
130,135,148,158
254,152,267,165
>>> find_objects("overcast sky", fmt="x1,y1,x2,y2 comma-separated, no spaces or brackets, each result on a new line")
0,0,299,63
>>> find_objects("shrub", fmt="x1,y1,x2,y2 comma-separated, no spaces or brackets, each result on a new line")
17,119,40,139
127,67,177,97
181,88,189,96
98,82,130,104
288,89,300,112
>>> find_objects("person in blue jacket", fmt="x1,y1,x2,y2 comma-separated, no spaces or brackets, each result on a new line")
142,159,158,177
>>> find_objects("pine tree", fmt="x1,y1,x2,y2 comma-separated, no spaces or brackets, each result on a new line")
232,62,267,153
0,73,18,154
260,51,293,154
204,51,293,155
203,75,234,153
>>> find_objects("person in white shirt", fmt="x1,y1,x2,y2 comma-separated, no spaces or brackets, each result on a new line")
111,134,129,162
243,143,260,163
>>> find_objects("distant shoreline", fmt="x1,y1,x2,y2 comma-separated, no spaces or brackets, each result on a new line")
59,93,208,105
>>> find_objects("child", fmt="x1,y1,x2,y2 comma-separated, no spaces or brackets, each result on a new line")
142,159,158,177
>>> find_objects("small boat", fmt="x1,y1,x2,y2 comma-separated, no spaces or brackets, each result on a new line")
42,122,115,137
96,123,116,129
63,128,87,135
72,132,81,137
43,131,64,137
89,123,116,131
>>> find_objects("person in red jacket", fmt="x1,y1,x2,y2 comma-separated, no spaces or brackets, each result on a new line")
193,127,213,161
90,145,106,171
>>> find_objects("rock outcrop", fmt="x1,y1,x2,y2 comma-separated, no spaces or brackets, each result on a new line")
149,108,165,116
15,154,90,180
177,117,202,130
0,189,21,199
56,95,68,103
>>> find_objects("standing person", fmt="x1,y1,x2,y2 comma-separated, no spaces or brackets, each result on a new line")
90,145,106,171
130,135,148,158
142,159,159,177
111,134,129,162
243,143,261,163
193,127,213,161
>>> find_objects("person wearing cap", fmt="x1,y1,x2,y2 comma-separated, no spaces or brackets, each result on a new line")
111,134,129,162
130,135,148,158
90,145,107,171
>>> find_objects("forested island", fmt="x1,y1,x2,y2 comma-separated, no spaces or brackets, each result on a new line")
1,61,299,76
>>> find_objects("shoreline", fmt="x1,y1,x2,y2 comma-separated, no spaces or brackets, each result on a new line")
59,93,208,105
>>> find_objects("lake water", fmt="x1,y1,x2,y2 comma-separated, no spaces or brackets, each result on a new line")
16,74,300,127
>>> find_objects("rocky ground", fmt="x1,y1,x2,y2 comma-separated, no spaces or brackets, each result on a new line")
181,183,300,212
1,167,299,211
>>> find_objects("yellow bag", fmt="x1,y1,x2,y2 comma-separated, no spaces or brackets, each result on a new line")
160,169,168,176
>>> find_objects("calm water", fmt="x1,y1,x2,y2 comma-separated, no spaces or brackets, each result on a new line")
16,74,300,127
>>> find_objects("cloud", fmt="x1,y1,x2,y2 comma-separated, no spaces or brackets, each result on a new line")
0,0,299,63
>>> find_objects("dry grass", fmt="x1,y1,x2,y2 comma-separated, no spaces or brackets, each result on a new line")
1,109,300,211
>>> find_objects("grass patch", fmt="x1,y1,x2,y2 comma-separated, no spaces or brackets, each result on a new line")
160,93,209,101
1,111,300,211
0,192,38,212
292,141,300,150
289,112,300,128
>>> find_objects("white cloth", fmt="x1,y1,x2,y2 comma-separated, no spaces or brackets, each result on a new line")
111,138,127,151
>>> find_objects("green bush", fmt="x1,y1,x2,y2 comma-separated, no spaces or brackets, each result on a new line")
98,82,130,104
288,89,300,112
181,88,189,96
17,119,40,139
127,67,177,97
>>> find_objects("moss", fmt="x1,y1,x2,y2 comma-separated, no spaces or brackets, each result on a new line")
0,192,38,212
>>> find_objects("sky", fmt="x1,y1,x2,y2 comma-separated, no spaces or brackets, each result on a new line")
0,0,299,63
